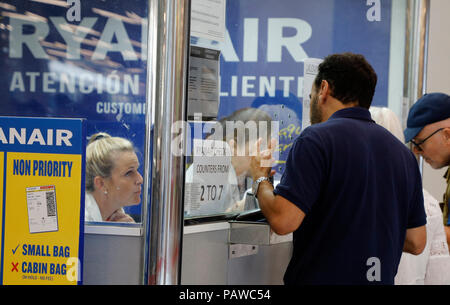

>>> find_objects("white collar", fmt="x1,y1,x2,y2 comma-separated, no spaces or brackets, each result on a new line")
85,192,103,222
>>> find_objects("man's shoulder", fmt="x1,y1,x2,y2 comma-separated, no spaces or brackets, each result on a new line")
304,116,362,132
294,125,325,146
299,122,332,137
298,118,359,141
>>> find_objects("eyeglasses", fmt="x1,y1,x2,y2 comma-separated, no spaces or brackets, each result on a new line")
410,128,445,152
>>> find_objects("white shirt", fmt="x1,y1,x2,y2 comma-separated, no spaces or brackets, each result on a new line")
395,189,450,285
85,192,103,222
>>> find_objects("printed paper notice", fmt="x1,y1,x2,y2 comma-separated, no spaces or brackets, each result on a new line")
188,46,221,119
302,58,323,130
191,0,226,42
184,139,235,215
26,185,58,233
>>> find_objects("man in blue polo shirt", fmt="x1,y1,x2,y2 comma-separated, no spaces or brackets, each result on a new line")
250,53,427,284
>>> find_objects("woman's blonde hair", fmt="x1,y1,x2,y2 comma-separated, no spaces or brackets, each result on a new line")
86,132,135,192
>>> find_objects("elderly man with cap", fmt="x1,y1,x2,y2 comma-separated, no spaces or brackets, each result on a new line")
404,92,450,244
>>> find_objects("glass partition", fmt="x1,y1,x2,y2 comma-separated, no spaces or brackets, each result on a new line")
0,0,149,225
184,0,408,220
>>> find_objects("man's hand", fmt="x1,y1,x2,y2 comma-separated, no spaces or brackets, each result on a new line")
247,137,305,235
108,209,135,222
249,137,277,180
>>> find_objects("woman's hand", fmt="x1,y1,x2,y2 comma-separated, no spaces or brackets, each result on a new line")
107,209,135,222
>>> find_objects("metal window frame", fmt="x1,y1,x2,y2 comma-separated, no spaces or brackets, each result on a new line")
404,0,430,174
143,0,190,285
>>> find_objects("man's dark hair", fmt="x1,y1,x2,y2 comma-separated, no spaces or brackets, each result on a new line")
314,53,378,109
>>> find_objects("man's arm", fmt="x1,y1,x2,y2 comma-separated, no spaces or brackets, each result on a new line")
256,180,305,235
250,138,305,235
403,225,426,255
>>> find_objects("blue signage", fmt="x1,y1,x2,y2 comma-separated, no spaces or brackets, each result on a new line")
0,117,84,155
192,0,393,178
0,0,149,217
218,0,391,112
1,1,395,205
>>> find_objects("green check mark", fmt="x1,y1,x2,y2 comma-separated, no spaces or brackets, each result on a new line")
12,244,20,255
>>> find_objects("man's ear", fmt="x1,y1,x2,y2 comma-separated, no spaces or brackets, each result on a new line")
318,80,331,103
443,127,450,144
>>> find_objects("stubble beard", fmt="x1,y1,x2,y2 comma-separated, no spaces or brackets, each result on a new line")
310,95,323,125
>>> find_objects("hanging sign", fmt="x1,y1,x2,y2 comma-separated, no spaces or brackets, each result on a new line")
191,0,227,42
188,46,221,119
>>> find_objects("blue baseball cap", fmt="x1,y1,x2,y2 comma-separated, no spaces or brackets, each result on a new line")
404,93,450,143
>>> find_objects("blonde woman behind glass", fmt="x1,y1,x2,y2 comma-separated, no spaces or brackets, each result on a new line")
370,106,450,284
85,132,143,222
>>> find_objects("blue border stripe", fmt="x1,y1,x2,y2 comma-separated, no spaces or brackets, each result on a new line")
77,120,86,285
0,152,7,284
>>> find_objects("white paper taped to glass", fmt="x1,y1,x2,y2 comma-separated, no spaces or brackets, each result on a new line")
26,185,59,233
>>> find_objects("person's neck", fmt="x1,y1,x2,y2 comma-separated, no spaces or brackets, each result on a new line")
322,98,359,122
92,191,118,221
